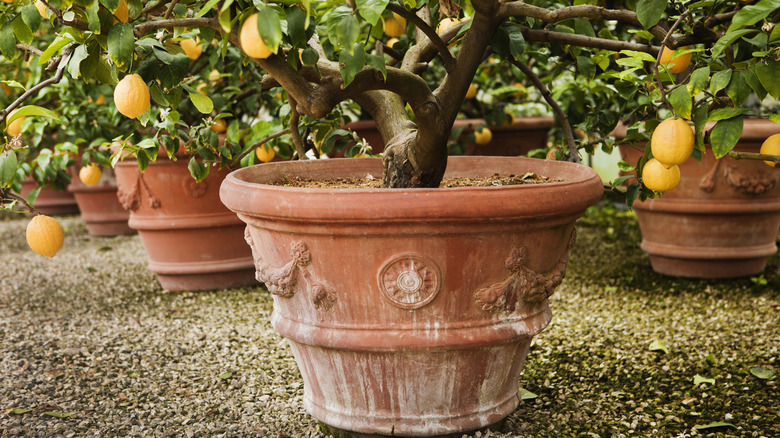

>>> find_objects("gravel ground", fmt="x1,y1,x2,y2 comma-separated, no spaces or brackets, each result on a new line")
1,205,778,438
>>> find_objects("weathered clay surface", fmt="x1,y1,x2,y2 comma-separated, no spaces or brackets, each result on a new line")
18,177,80,216
115,157,256,291
221,156,603,436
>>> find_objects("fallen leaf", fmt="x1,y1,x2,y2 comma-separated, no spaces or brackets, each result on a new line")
6,408,33,415
693,422,736,431
749,366,775,380
43,411,74,418
219,371,233,380
649,340,669,354
682,397,697,405
693,374,715,386
519,387,538,400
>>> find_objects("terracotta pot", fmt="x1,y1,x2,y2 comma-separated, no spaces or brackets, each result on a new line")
619,119,780,278
67,165,134,236
18,177,80,216
345,117,555,156
220,156,603,436
114,155,257,291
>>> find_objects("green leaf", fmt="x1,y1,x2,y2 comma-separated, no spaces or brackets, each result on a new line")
43,411,75,418
749,366,775,379
710,117,743,158
503,21,526,60
687,67,710,96
8,105,58,124
149,83,169,106
744,65,767,100
107,23,135,65
669,86,691,120
519,387,538,400
710,69,732,95
67,44,90,79
0,22,17,60
755,60,780,98
648,340,669,354
621,49,656,63
188,156,205,182
693,422,736,431
12,15,33,45
727,0,780,33
25,186,41,206
578,56,596,81
300,47,319,66
365,54,387,81
0,150,18,188
636,0,667,29
40,36,73,66
708,107,748,122
338,43,366,88
770,114,780,124
187,90,213,114
219,2,234,33
326,5,360,49
286,6,308,48
693,374,716,386
256,4,284,53
7,408,33,415
21,5,42,31
726,70,750,107
355,0,389,27
711,29,757,60
770,23,780,43
219,371,233,380
196,0,221,18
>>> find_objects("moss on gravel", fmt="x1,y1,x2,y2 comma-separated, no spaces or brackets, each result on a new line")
0,205,777,437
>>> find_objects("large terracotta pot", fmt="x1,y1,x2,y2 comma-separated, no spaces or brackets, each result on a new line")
619,119,780,278
67,165,134,236
18,177,80,216
220,156,603,436
114,155,257,291
346,117,554,156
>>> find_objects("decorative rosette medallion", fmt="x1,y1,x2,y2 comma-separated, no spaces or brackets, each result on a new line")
378,254,441,310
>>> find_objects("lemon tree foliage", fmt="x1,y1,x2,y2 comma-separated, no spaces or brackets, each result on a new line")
0,0,778,208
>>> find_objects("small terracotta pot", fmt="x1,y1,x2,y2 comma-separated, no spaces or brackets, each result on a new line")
114,154,256,291
67,165,134,236
220,156,603,436
344,117,555,156
619,119,780,278
18,177,80,216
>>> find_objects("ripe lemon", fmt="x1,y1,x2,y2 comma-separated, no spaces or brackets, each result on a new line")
501,112,517,127
180,37,202,60
474,127,493,145
658,46,692,74
210,119,227,133
255,145,275,163
26,214,64,258
114,0,129,22
642,158,681,192
466,83,477,99
512,82,527,98
437,17,459,34
651,117,694,167
240,13,276,59
386,38,399,49
79,163,102,186
114,74,150,119
6,109,25,137
384,13,407,37
760,133,780,167
94,94,106,105
1,83,11,96
35,0,48,18
208,69,221,83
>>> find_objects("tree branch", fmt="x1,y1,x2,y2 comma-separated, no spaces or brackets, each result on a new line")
288,96,307,160
509,58,580,164
133,17,219,37
652,11,690,116
727,151,780,168
386,3,456,72
231,128,292,167
0,189,36,214
521,28,660,55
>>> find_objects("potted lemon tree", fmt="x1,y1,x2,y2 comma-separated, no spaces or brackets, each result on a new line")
2,0,780,436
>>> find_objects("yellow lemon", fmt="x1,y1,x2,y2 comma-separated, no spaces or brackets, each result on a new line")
94,94,106,105
114,74,150,119
79,163,102,186
180,37,202,60
255,145,275,163
240,13,276,59
651,117,695,167
210,119,227,133
759,133,780,167
474,127,493,145
35,0,48,18
658,46,692,74
642,158,681,192
26,214,64,258
6,109,25,137
465,83,477,99
436,17,459,34
384,13,407,37
114,0,129,23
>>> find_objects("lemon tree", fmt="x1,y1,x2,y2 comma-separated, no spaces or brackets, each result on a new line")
0,0,777,205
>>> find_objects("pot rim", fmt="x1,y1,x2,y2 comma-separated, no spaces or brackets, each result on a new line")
220,156,604,223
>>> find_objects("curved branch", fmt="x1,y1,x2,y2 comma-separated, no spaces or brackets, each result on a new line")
288,96,307,160
385,3,456,71
133,17,219,37
15,44,44,57
232,128,292,167
652,11,690,116
522,28,660,55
